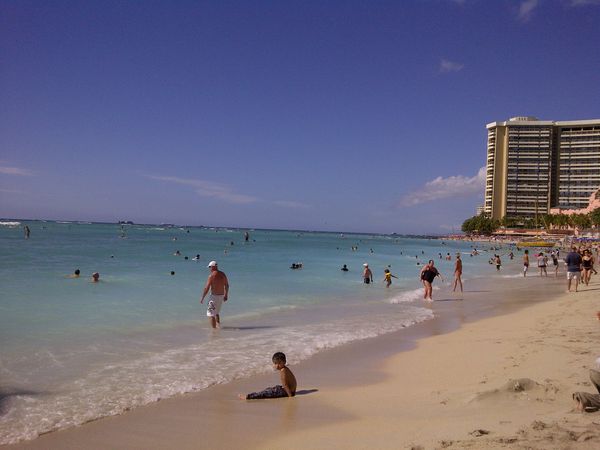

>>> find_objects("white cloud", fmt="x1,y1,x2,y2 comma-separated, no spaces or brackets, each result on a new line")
0,165,34,176
146,175,310,208
398,166,485,207
518,0,539,21
439,59,464,73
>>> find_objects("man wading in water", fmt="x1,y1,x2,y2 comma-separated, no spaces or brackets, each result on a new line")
200,261,229,329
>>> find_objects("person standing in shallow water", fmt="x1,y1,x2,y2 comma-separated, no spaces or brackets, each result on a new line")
200,261,229,329
453,253,463,292
420,260,443,301
383,269,397,288
523,250,530,277
362,263,373,284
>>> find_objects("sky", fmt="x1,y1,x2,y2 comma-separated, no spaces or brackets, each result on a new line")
1,0,599,234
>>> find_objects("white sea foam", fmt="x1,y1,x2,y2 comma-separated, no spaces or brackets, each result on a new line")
388,286,440,304
388,287,423,303
0,221,21,226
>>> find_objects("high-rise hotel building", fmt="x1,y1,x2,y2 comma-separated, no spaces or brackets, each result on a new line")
484,117,600,220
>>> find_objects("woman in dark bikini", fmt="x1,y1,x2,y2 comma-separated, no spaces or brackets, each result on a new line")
582,250,594,286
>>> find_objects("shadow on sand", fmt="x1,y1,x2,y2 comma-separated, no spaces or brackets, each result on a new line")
295,389,319,396
221,326,278,331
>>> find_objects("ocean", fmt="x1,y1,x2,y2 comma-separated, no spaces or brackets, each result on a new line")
0,221,507,444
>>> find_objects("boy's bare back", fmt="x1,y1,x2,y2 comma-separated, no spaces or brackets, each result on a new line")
280,366,297,397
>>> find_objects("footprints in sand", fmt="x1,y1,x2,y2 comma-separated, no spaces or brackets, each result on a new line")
426,420,600,448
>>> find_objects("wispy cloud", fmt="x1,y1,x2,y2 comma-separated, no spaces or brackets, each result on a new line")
518,0,539,21
0,164,35,176
439,58,464,73
569,0,600,5
145,174,310,208
272,200,311,209
398,167,485,207
145,175,259,204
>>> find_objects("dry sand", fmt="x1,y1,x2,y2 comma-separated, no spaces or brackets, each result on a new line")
5,273,600,449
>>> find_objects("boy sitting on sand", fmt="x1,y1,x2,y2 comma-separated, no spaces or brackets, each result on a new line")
239,352,297,399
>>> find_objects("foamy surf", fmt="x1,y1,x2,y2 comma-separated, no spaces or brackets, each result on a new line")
388,286,440,304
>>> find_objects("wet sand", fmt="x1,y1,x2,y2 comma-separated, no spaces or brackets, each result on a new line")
5,270,600,449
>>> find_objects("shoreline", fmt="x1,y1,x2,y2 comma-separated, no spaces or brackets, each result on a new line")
5,267,595,449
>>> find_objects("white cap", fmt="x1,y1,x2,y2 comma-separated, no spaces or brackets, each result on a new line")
363,263,368,267
207,260,218,268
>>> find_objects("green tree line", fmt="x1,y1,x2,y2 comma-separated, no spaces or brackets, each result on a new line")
461,207,600,235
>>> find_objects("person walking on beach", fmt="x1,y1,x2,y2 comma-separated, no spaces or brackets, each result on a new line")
453,253,463,292
420,260,443,301
200,260,229,329
537,252,548,277
551,250,559,277
523,250,530,277
582,250,594,286
565,246,582,293
363,263,373,284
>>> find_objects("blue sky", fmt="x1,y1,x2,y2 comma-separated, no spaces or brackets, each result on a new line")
1,0,599,234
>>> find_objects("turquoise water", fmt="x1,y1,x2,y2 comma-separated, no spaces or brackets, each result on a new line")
0,221,502,443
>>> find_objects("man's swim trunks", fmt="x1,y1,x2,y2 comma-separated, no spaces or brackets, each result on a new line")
206,294,225,317
246,385,288,399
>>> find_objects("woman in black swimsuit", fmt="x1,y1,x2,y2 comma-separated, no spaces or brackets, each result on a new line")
582,250,594,286
420,260,443,301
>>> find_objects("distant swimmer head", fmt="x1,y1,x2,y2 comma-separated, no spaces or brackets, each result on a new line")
170,271,175,276
363,263,368,267
207,260,218,268
74,269,80,276
92,272,100,281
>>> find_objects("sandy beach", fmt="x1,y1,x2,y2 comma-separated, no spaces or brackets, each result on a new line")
5,272,600,450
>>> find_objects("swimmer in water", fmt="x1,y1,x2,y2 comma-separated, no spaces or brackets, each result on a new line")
91,272,100,282
66,269,81,278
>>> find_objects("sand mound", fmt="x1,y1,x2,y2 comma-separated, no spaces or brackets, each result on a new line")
469,377,561,404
